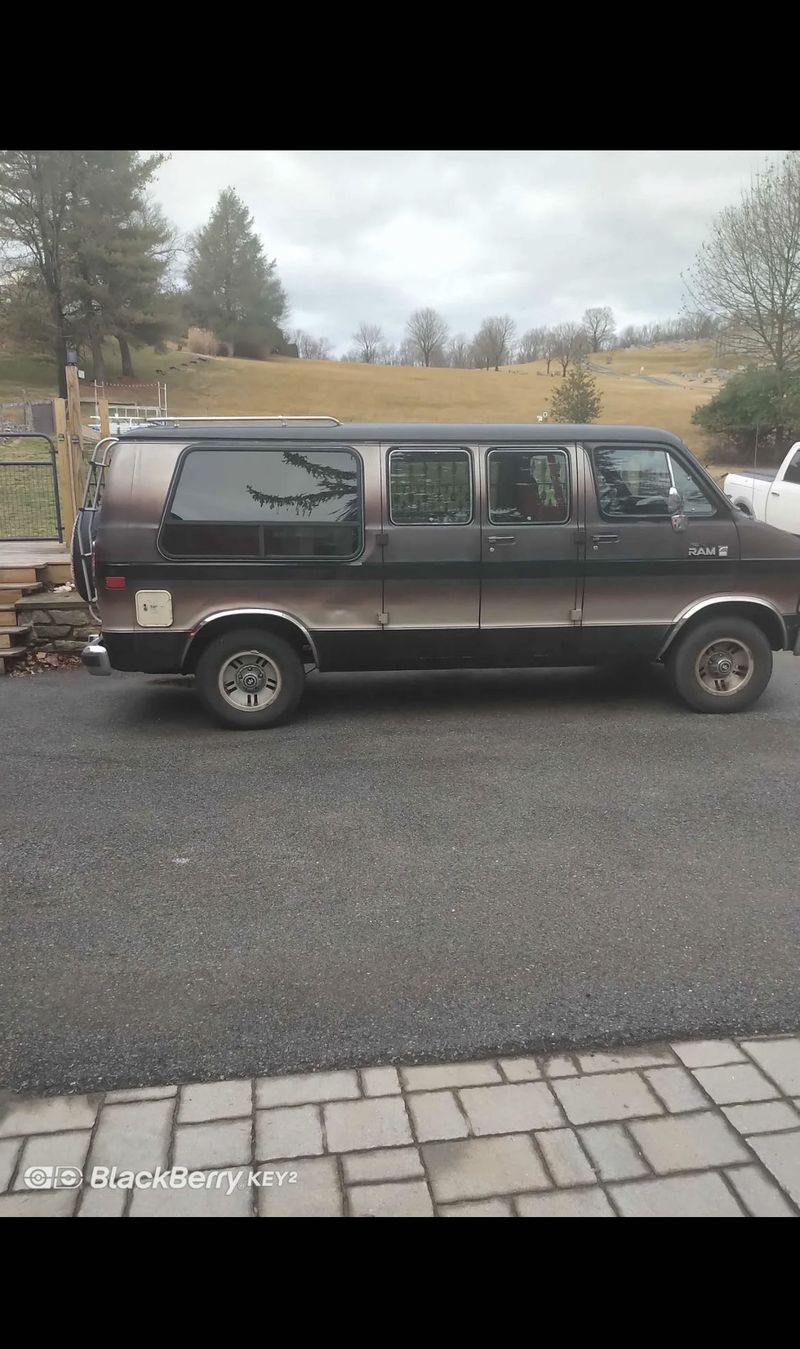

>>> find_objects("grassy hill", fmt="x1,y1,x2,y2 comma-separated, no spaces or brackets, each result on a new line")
0,339,735,471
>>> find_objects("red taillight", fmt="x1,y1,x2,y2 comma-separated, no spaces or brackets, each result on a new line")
105,576,126,589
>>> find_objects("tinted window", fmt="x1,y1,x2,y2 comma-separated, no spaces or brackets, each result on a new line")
784,448,800,486
162,448,362,558
389,450,472,524
488,450,570,524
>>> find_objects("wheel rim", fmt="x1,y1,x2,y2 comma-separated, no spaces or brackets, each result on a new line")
694,638,754,697
218,650,282,711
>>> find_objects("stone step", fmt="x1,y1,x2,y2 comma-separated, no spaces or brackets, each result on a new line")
0,605,18,627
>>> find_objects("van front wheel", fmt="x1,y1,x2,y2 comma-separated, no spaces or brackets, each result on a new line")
195,628,305,728
666,616,772,713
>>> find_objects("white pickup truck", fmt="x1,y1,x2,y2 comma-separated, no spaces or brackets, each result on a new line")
724,441,800,534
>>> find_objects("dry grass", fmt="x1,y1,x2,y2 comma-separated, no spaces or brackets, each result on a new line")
155,349,721,459
0,340,734,468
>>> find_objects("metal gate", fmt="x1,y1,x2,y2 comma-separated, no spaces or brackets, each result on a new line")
0,431,63,542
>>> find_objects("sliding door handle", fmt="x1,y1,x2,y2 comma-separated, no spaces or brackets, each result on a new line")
591,533,620,544
487,534,516,545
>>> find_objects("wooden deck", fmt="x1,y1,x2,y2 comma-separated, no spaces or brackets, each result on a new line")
0,541,70,569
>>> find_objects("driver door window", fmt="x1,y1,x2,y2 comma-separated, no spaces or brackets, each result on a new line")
592,445,717,518
594,447,671,517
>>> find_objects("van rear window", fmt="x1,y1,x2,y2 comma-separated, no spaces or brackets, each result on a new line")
161,447,362,559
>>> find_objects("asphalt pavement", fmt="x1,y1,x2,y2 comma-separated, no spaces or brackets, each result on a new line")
2,658,799,1094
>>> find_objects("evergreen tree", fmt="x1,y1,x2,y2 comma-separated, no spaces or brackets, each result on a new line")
549,359,602,422
0,151,82,396
69,152,172,380
185,188,288,358
0,150,171,390
691,366,800,464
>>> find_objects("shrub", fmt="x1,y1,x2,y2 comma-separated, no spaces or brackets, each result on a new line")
187,326,225,356
692,366,800,465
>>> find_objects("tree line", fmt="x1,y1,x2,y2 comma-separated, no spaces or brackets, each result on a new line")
312,304,722,373
2,149,798,456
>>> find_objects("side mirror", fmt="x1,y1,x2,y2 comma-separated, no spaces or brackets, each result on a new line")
668,486,686,531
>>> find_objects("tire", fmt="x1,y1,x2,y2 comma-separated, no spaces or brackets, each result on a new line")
666,616,773,714
194,627,305,729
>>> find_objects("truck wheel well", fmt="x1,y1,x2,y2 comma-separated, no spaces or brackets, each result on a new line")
732,499,753,517
662,602,785,656
182,614,315,672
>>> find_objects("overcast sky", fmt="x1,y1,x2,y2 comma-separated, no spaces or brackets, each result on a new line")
152,150,782,355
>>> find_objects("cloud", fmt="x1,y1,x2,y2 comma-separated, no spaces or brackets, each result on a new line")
151,149,783,353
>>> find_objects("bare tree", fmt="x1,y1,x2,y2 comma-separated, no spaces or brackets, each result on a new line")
406,307,449,367
685,152,800,373
293,329,332,360
377,341,398,364
473,315,517,370
352,320,384,364
542,327,558,375
396,336,419,366
446,334,472,368
582,306,615,353
516,326,547,363
552,321,586,376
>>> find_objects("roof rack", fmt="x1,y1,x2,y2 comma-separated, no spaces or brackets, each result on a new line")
143,414,342,427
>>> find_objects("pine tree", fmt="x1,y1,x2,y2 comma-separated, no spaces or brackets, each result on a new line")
549,359,602,422
0,151,82,397
0,150,171,391
69,152,172,380
185,188,288,358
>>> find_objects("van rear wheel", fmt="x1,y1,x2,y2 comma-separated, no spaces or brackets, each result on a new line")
666,616,772,714
195,628,305,729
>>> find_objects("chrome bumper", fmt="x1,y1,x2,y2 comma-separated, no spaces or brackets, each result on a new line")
81,636,111,676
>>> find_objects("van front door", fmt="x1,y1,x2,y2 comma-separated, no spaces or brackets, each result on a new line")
580,441,740,660
479,444,582,662
380,445,480,664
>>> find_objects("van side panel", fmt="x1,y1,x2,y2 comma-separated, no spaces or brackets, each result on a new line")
91,426,800,676
95,439,385,657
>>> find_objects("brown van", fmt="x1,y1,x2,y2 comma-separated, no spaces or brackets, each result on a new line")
74,416,800,727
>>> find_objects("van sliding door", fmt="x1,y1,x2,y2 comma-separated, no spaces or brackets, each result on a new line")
479,443,582,663
378,444,480,664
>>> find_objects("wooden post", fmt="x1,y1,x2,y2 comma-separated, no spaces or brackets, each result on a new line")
98,398,110,438
65,364,85,513
52,397,77,532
